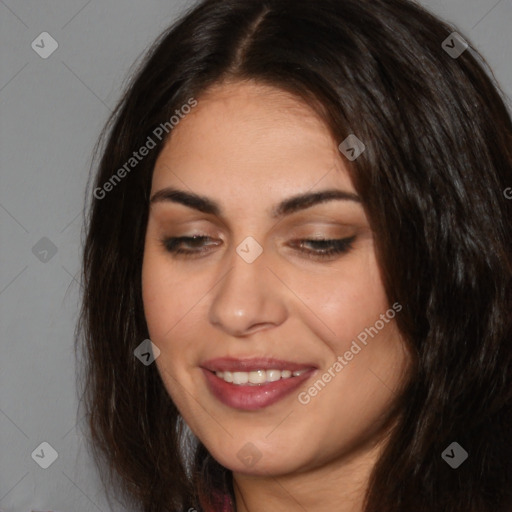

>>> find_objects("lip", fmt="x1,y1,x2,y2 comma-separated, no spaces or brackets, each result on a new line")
200,358,317,411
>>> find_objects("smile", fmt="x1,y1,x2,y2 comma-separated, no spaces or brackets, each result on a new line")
201,357,317,410
214,368,309,385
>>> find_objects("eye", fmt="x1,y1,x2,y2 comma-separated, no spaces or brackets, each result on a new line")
160,235,219,257
160,235,356,260
291,236,356,259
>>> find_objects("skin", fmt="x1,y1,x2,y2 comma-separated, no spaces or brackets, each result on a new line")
142,80,412,511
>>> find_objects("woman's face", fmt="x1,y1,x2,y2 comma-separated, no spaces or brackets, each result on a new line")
142,80,411,477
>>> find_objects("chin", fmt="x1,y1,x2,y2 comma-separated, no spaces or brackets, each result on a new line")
208,441,308,476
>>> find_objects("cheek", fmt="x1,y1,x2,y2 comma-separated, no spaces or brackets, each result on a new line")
141,249,198,398
291,247,389,351
141,247,198,340
141,245,213,388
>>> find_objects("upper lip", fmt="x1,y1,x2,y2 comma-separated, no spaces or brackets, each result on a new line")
201,357,317,373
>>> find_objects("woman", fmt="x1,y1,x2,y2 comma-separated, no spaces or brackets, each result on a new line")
77,0,512,510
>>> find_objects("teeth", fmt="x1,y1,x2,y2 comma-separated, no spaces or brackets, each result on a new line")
248,370,267,384
214,368,308,385
232,372,249,385
267,369,281,382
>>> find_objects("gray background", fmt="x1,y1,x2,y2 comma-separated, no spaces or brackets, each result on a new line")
1,0,510,510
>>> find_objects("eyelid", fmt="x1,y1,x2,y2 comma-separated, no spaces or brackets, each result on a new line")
159,234,356,260
153,210,364,234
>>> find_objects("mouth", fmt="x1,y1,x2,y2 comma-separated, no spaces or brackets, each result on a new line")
213,367,309,385
200,357,317,410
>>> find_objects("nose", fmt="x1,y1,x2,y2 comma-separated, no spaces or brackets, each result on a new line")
208,246,288,337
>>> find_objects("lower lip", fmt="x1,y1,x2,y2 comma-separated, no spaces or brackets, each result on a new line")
202,368,316,410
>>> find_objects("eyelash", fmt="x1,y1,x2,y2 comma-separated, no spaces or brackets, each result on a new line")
160,235,356,260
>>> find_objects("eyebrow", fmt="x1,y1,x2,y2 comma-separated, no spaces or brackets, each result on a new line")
150,186,361,219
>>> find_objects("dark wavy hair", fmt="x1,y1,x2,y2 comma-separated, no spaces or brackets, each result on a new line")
76,0,512,510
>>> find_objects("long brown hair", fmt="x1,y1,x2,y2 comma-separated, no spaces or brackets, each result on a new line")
76,0,512,510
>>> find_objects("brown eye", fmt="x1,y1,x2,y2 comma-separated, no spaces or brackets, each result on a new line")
292,236,356,259
160,235,356,260
161,235,220,256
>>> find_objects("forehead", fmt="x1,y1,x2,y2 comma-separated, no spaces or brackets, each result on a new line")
151,80,354,197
